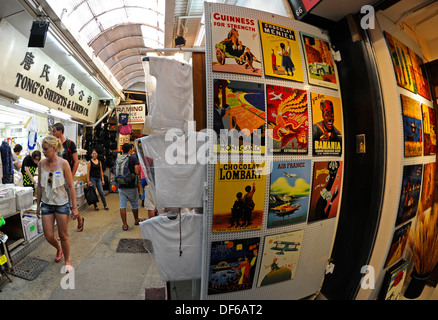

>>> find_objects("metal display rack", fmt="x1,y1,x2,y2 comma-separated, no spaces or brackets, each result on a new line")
201,2,345,300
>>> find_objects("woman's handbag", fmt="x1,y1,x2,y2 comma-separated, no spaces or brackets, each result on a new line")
85,186,99,205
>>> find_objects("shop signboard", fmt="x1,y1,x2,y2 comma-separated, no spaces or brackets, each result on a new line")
115,104,145,124
0,20,99,123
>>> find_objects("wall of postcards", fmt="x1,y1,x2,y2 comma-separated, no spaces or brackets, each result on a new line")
367,13,435,300
201,2,345,300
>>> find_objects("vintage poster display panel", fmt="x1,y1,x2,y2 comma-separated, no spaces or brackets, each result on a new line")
257,230,304,287
396,164,423,226
379,260,409,300
259,20,303,82
268,160,311,228
384,222,411,268
208,237,260,295
383,32,417,94
211,12,262,76
409,48,432,100
266,84,308,154
213,79,266,154
311,93,342,156
401,94,423,157
420,162,436,213
308,161,342,223
300,32,338,90
212,161,267,232
422,103,436,155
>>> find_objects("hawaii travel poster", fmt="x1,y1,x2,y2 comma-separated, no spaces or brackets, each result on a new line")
308,161,343,223
257,230,304,287
401,94,423,157
268,160,311,228
422,103,436,155
301,32,338,90
396,164,423,226
213,79,266,154
311,93,342,156
384,32,416,94
258,20,303,82
208,237,260,295
212,161,267,232
266,84,308,154
211,12,262,76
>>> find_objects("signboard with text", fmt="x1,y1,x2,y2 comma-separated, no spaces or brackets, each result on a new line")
115,104,146,124
0,20,99,123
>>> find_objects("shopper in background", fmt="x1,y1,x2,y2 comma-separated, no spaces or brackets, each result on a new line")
52,123,84,232
87,149,109,211
117,143,145,231
12,144,23,170
137,148,156,219
36,135,78,274
21,150,41,191
0,140,13,184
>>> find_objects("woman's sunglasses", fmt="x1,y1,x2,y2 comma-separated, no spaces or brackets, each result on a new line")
48,172,53,186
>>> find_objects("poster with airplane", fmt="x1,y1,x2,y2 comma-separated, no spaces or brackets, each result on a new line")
257,230,304,287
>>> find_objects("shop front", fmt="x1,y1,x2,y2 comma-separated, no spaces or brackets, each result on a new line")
0,19,101,268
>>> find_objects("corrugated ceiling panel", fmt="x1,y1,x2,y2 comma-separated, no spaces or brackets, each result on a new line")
118,70,144,84
87,0,124,15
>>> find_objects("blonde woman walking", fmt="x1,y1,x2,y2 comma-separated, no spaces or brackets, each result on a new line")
36,136,78,273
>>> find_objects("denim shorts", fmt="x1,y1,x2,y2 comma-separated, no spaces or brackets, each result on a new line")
119,188,140,210
40,202,71,215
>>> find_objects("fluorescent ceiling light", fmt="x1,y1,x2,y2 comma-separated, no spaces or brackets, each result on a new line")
194,24,205,47
48,108,71,120
16,98,49,113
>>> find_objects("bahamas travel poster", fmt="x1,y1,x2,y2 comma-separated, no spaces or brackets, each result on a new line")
213,79,266,154
211,12,262,76
208,237,260,295
268,160,311,228
266,84,308,154
308,161,343,223
212,161,267,232
257,230,304,287
311,93,342,156
258,20,303,82
301,32,338,90
401,94,423,157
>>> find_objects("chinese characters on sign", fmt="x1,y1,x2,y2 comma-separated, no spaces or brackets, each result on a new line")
16,51,93,118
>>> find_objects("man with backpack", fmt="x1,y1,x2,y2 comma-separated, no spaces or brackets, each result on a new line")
116,143,144,230
52,123,84,232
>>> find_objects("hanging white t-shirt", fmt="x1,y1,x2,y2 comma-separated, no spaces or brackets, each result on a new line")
140,210,203,281
148,56,194,130
140,132,207,208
